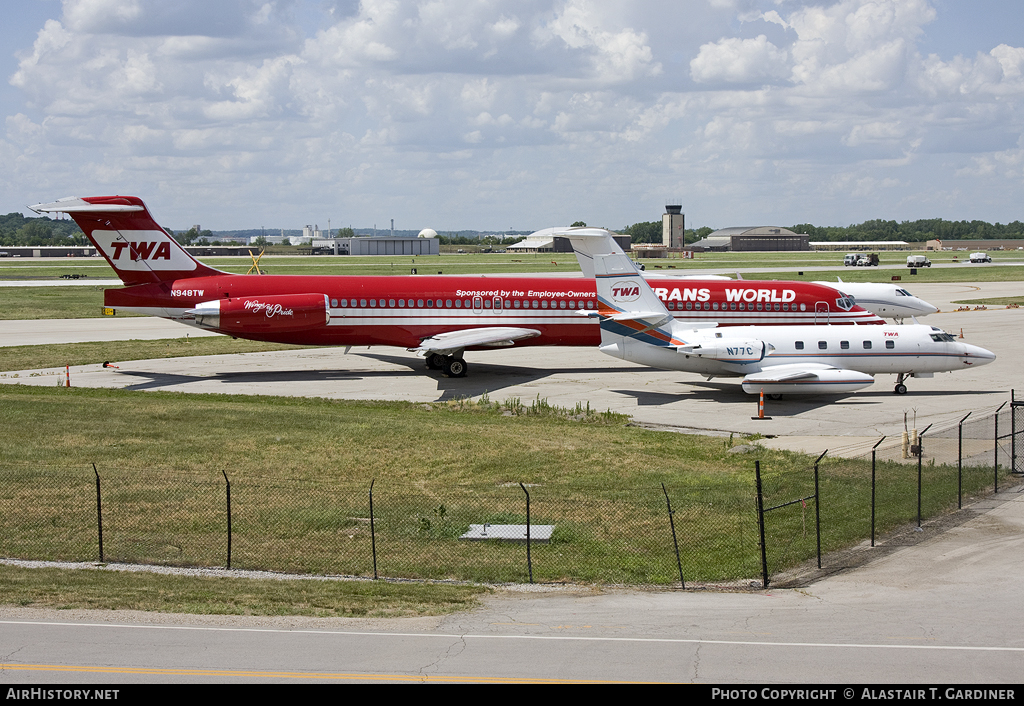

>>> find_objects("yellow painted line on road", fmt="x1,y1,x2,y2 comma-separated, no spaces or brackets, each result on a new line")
0,663,637,684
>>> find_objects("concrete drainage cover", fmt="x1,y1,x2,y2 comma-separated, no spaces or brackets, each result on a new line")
459,524,554,543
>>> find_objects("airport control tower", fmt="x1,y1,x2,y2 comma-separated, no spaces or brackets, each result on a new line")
662,203,685,248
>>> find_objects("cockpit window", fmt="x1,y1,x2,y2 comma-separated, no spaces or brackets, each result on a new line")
930,333,956,342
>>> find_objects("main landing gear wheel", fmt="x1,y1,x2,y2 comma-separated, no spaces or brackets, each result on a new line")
767,393,783,401
425,353,446,370
443,357,467,378
894,373,908,395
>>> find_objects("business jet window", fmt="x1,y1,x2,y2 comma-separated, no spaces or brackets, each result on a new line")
886,340,895,349
840,341,850,349
863,341,872,349
330,299,338,307
818,341,827,350
795,341,804,350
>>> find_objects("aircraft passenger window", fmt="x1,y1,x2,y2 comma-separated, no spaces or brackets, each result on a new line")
360,299,367,307
331,299,338,307
513,300,520,308
586,301,594,309
505,300,511,309
818,341,827,350
686,302,692,310
782,304,788,311
484,300,491,308
444,299,451,308
730,303,736,310
863,341,872,349
795,341,804,350
569,301,575,309
532,301,539,308
756,303,763,311
712,302,719,310
841,341,849,349
886,340,895,349
455,300,461,308
340,299,347,307
800,304,807,311
738,303,745,310
774,303,781,311
417,299,424,307
427,299,435,307
559,300,566,309
704,302,711,310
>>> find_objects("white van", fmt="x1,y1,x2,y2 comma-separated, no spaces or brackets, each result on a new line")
906,255,931,267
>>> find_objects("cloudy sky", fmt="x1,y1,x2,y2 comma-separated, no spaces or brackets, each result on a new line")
3,0,1023,231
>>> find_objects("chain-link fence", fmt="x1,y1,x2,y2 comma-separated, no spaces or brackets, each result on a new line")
2,401,1021,588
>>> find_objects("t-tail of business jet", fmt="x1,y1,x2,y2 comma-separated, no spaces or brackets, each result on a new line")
562,232,995,396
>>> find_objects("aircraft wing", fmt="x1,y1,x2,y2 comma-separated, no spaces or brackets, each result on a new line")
411,327,542,356
741,363,874,394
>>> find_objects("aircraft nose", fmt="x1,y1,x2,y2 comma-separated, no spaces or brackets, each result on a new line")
917,299,939,314
962,344,996,365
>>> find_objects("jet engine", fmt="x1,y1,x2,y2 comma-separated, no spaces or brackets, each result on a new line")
677,339,770,364
189,293,330,333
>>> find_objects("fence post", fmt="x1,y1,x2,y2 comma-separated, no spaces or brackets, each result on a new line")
369,479,378,580
871,437,885,547
958,413,971,510
661,483,684,589
813,450,827,569
92,463,103,562
519,483,533,584
994,402,1007,494
222,470,231,569
754,460,768,589
916,424,933,528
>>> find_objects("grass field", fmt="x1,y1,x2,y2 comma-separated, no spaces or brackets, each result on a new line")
0,385,1008,586
0,564,487,616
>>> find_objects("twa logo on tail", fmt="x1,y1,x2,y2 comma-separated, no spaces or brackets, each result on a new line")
92,230,197,273
110,241,173,261
609,279,642,303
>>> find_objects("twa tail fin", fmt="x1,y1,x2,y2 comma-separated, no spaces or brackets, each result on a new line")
29,196,223,286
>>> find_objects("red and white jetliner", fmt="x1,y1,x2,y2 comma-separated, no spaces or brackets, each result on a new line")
31,195,883,377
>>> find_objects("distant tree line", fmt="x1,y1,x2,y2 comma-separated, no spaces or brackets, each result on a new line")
3,211,1022,248
0,213,87,247
621,218,1024,244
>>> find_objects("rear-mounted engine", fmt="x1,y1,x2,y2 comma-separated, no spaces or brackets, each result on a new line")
189,294,330,333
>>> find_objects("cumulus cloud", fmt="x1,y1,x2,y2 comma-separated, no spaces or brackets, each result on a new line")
3,0,1024,228
690,35,789,84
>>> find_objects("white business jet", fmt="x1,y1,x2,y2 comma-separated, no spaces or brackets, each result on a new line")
563,233,994,396
812,279,938,321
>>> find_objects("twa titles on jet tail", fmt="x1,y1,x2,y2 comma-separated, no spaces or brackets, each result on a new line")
564,233,995,396
30,196,877,378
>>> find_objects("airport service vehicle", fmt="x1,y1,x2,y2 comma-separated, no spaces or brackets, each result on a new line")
29,196,882,378
970,252,992,263
844,254,859,266
856,253,879,267
906,255,931,267
812,279,938,321
563,232,995,396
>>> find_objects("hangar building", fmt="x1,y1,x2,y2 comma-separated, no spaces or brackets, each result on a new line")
688,227,810,252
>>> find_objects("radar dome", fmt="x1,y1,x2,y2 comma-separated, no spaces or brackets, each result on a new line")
417,228,438,239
